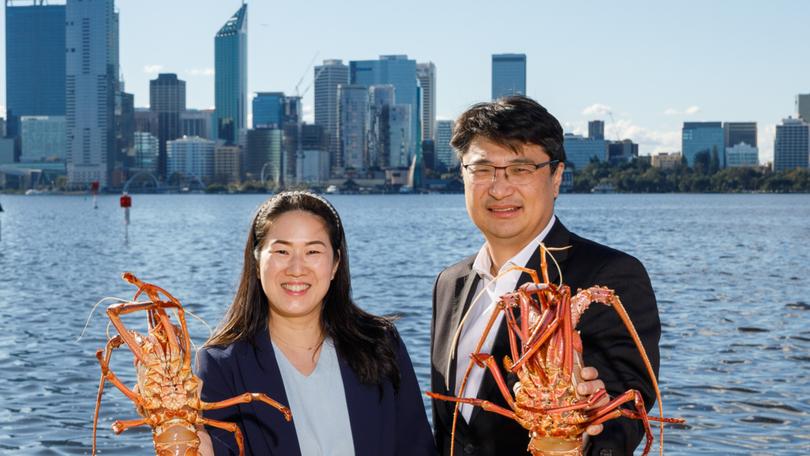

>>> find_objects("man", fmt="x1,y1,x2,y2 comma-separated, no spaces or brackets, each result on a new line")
430,96,660,455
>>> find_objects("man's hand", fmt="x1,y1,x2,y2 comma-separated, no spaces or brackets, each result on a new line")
578,366,609,436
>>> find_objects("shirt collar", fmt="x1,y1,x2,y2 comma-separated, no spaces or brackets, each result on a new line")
472,214,557,281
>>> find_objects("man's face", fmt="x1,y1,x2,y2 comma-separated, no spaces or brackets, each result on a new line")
462,137,564,255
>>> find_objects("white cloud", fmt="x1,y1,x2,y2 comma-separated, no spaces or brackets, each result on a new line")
759,124,776,164
188,68,215,77
0,105,5,118
582,103,612,117
302,104,314,124
663,106,701,116
603,119,681,155
143,64,163,74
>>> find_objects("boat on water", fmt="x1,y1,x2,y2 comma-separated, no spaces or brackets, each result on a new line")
325,185,340,194
591,182,616,194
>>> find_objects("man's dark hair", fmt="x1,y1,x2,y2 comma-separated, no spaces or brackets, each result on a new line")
451,95,566,170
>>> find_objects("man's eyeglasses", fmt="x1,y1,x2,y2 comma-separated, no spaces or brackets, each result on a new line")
461,160,559,185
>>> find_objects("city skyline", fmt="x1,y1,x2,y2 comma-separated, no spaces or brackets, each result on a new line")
2,1,810,163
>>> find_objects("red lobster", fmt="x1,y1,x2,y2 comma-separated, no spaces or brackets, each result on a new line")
428,245,684,455
92,273,291,455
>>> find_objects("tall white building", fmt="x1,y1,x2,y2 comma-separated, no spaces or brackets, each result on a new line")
416,62,436,141
435,120,457,170
167,136,215,183
314,59,349,175
20,116,66,162
65,0,118,188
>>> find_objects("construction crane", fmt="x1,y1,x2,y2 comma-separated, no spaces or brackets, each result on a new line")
294,51,327,98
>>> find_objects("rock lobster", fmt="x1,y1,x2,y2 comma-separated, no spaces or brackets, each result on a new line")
427,245,684,456
92,272,292,456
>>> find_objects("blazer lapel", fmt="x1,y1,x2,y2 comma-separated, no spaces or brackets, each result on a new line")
239,332,300,455
442,267,480,393
340,353,379,454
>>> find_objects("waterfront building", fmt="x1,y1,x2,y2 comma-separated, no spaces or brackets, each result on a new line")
65,0,118,188
797,94,810,123
166,136,215,183
435,119,457,170
215,4,247,144
350,55,419,162
5,1,66,139
337,84,369,172
421,139,435,171
134,131,159,173
314,59,349,176
20,116,66,162
282,96,302,185
0,118,5,138
135,108,159,136
253,92,284,128
725,143,759,167
244,128,282,184
367,85,395,169
773,117,809,171
180,109,216,140
0,138,14,164
607,139,638,164
588,120,605,140
724,122,757,148
116,90,135,174
651,152,682,170
416,62,436,141
297,124,329,184
563,133,607,171
682,122,724,168
491,53,526,100
150,73,186,179
387,105,412,168
213,144,241,184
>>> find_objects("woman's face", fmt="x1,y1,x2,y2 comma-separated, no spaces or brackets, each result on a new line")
257,210,339,321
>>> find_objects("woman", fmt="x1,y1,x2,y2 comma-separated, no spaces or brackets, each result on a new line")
196,191,435,455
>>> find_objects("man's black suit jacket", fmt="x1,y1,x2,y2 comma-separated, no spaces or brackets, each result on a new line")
430,218,661,456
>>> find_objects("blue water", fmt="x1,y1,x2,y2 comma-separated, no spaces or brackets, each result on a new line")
0,193,808,455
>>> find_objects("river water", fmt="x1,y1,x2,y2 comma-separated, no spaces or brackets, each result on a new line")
0,193,808,455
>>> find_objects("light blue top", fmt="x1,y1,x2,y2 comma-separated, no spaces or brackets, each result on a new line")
272,337,355,456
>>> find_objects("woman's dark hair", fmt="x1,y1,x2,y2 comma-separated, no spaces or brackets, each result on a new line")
451,95,566,172
205,191,400,390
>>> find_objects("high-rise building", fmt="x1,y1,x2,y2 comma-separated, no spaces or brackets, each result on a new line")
134,131,159,172
0,118,6,138
416,62,436,141
337,84,369,172
313,59,348,176
65,0,118,188
5,1,66,140
213,144,241,184
350,55,419,163
368,85,395,168
607,139,638,164
116,90,135,174
682,122,724,168
166,136,215,183
20,116,66,162
387,105,411,168
252,92,284,128
773,117,809,171
297,124,329,184
588,120,605,140
724,122,757,148
281,96,302,185
181,109,216,140
215,4,247,144
796,94,810,123
563,133,607,171
726,143,759,167
435,120,457,170
492,53,526,100
150,73,186,179
244,128,283,184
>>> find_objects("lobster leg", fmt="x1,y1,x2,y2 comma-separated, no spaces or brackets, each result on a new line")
201,418,247,456
201,392,293,422
93,335,125,455
426,392,517,420
471,353,516,410
111,418,149,434
586,389,655,456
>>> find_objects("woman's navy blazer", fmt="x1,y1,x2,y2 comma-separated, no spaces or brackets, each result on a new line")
196,328,437,456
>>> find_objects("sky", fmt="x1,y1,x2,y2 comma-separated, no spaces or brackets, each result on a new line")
2,0,809,163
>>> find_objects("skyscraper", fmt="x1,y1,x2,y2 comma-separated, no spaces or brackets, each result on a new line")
150,73,186,179
682,122,724,167
773,117,809,171
368,84,395,168
66,0,118,187
252,92,284,128
416,62,436,141
313,59,349,175
5,1,66,140
492,53,526,100
724,122,757,148
796,94,810,123
215,4,247,144
350,55,419,163
588,120,605,140
337,84,369,172
435,120,457,170
563,133,607,171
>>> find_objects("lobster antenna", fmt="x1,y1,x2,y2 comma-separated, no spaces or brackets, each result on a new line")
182,307,213,340
543,245,571,288
77,296,132,342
